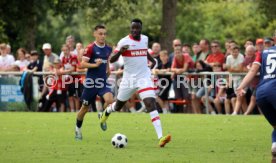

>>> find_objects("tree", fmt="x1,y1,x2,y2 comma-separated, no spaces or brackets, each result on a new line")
160,0,177,53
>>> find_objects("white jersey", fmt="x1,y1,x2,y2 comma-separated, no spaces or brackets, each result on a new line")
115,34,151,79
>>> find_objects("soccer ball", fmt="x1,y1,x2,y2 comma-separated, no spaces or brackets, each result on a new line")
111,133,128,148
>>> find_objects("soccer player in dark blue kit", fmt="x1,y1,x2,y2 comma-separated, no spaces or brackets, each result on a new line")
75,25,113,140
237,45,276,162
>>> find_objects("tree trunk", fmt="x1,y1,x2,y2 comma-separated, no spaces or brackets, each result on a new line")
24,0,36,51
160,0,177,53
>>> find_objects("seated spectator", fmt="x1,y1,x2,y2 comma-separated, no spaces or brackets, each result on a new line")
0,43,15,71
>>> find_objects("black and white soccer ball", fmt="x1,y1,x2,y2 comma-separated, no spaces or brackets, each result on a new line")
111,133,128,148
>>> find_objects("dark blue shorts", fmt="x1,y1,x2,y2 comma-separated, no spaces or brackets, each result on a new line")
256,85,276,126
81,85,112,106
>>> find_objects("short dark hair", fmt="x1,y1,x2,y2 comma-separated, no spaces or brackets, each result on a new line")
131,18,142,26
30,50,38,56
211,40,220,46
94,24,106,31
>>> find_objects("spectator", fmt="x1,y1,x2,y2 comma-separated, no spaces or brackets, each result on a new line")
42,58,67,112
244,39,254,49
255,38,264,55
38,43,58,111
197,39,210,61
182,43,191,53
148,42,161,68
59,35,77,60
273,30,276,46
224,45,244,114
224,39,232,57
60,44,80,112
264,37,273,49
232,45,257,115
27,50,43,91
191,43,200,62
42,43,58,72
242,45,259,115
152,50,172,114
10,48,29,71
171,47,194,112
192,60,213,114
205,40,225,71
169,39,182,62
0,43,15,71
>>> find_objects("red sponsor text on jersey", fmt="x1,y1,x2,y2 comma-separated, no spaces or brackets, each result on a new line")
122,49,148,57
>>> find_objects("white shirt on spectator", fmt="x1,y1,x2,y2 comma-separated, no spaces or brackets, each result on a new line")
0,54,15,69
226,53,244,68
13,60,30,71
226,53,244,89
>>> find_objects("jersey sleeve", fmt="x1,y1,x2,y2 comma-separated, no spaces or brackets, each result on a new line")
253,51,262,65
83,43,94,60
114,38,129,53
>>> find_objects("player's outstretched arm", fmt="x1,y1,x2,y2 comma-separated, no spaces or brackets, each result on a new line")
110,45,129,63
236,63,260,96
110,52,121,63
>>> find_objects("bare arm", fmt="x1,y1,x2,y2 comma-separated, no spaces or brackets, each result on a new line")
81,58,102,69
147,52,156,68
110,45,129,63
236,63,260,96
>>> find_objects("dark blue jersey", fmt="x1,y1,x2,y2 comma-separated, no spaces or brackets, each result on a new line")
83,42,112,79
254,46,276,88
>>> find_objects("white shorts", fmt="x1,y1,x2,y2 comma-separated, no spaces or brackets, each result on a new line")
117,77,156,101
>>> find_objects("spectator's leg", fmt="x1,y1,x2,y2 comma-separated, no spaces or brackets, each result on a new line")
244,95,256,115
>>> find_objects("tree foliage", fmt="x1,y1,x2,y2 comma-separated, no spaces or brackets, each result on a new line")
0,0,275,55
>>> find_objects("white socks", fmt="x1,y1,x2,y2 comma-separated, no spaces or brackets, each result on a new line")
106,102,116,113
150,110,163,139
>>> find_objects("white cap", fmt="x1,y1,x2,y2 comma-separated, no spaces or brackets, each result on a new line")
42,43,51,50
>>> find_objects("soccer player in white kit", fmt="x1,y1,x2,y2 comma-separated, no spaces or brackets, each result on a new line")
100,19,171,147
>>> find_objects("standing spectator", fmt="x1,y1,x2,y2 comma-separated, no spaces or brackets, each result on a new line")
224,45,244,114
42,58,67,112
59,35,78,60
42,43,58,72
38,43,58,111
232,45,256,115
148,42,161,68
152,50,172,114
171,47,194,112
60,44,80,112
27,50,43,91
0,43,15,71
197,39,210,61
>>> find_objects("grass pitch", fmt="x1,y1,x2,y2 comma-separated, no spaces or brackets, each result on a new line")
0,113,272,163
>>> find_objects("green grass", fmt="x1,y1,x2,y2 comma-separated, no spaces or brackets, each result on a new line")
0,113,272,163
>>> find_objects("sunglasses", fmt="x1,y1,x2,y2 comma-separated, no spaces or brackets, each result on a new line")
211,45,218,48
174,44,181,47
